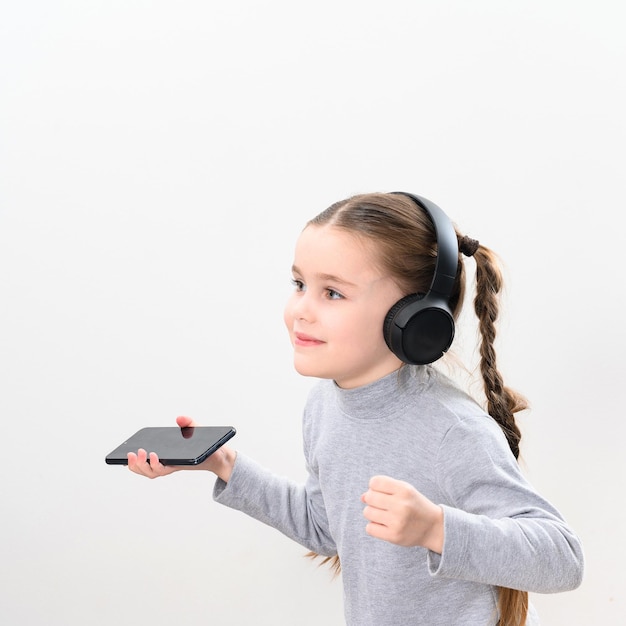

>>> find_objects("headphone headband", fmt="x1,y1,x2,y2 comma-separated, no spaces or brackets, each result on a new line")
392,192,459,298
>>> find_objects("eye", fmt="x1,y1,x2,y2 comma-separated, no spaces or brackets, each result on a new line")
325,288,344,300
291,278,305,292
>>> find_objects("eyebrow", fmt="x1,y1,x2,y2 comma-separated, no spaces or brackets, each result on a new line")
291,265,358,288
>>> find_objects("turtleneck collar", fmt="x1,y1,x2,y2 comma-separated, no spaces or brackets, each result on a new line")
332,364,431,421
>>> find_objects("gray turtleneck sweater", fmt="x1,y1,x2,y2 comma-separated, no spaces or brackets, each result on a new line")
213,366,583,625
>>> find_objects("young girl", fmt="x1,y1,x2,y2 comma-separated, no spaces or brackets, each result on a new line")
128,192,584,626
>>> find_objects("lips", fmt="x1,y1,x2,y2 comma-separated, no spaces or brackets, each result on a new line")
294,332,325,347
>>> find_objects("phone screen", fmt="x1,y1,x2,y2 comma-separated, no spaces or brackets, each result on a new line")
105,426,236,466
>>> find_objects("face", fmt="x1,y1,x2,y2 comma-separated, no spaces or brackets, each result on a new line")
284,224,405,389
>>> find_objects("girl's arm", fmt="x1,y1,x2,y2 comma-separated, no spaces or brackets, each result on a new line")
362,415,584,594
126,416,336,557
212,453,337,557
429,416,584,593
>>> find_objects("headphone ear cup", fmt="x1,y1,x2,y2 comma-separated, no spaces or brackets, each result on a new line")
384,294,455,365
383,293,423,352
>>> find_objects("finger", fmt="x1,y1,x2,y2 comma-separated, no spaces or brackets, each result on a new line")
176,415,198,428
365,520,395,542
136,448,149,465
149,451,161,466
368,475,401,495
362,503,390,525
128,448,153,477
361,488,392,511
148,452,171,475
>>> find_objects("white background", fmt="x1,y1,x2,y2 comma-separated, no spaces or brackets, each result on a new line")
1,1,625,624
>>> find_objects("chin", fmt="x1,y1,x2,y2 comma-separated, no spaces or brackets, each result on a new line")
293,364,319,379
293,359,331,380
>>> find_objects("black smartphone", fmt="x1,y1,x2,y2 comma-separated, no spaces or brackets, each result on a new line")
105,426,236,466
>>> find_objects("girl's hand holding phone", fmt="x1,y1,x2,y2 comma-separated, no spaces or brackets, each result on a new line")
361,475,444,554
126,415,237,483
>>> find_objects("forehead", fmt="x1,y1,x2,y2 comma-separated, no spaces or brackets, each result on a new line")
293,225,384,281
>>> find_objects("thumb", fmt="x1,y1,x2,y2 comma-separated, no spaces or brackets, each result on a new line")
176,415,198,428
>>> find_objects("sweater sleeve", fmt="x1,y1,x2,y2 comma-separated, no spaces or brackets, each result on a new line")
427,416,584,593
212,452,337,557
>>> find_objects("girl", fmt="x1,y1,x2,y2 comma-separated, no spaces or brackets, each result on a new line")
128,192,584,626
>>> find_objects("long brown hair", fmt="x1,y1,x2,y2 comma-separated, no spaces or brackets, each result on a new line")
306,192,529,625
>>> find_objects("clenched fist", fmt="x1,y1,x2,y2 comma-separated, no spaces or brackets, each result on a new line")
361,475,444,554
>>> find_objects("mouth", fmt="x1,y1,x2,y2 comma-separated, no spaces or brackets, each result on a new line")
294,332,325,347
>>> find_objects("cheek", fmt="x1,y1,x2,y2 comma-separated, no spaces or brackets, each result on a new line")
283,294,295,329
335,312,380,346
358,307,393,348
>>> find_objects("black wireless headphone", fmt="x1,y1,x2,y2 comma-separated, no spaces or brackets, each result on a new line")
383,192,459,365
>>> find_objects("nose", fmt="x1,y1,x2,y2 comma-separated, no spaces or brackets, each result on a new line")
287,289,314,323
